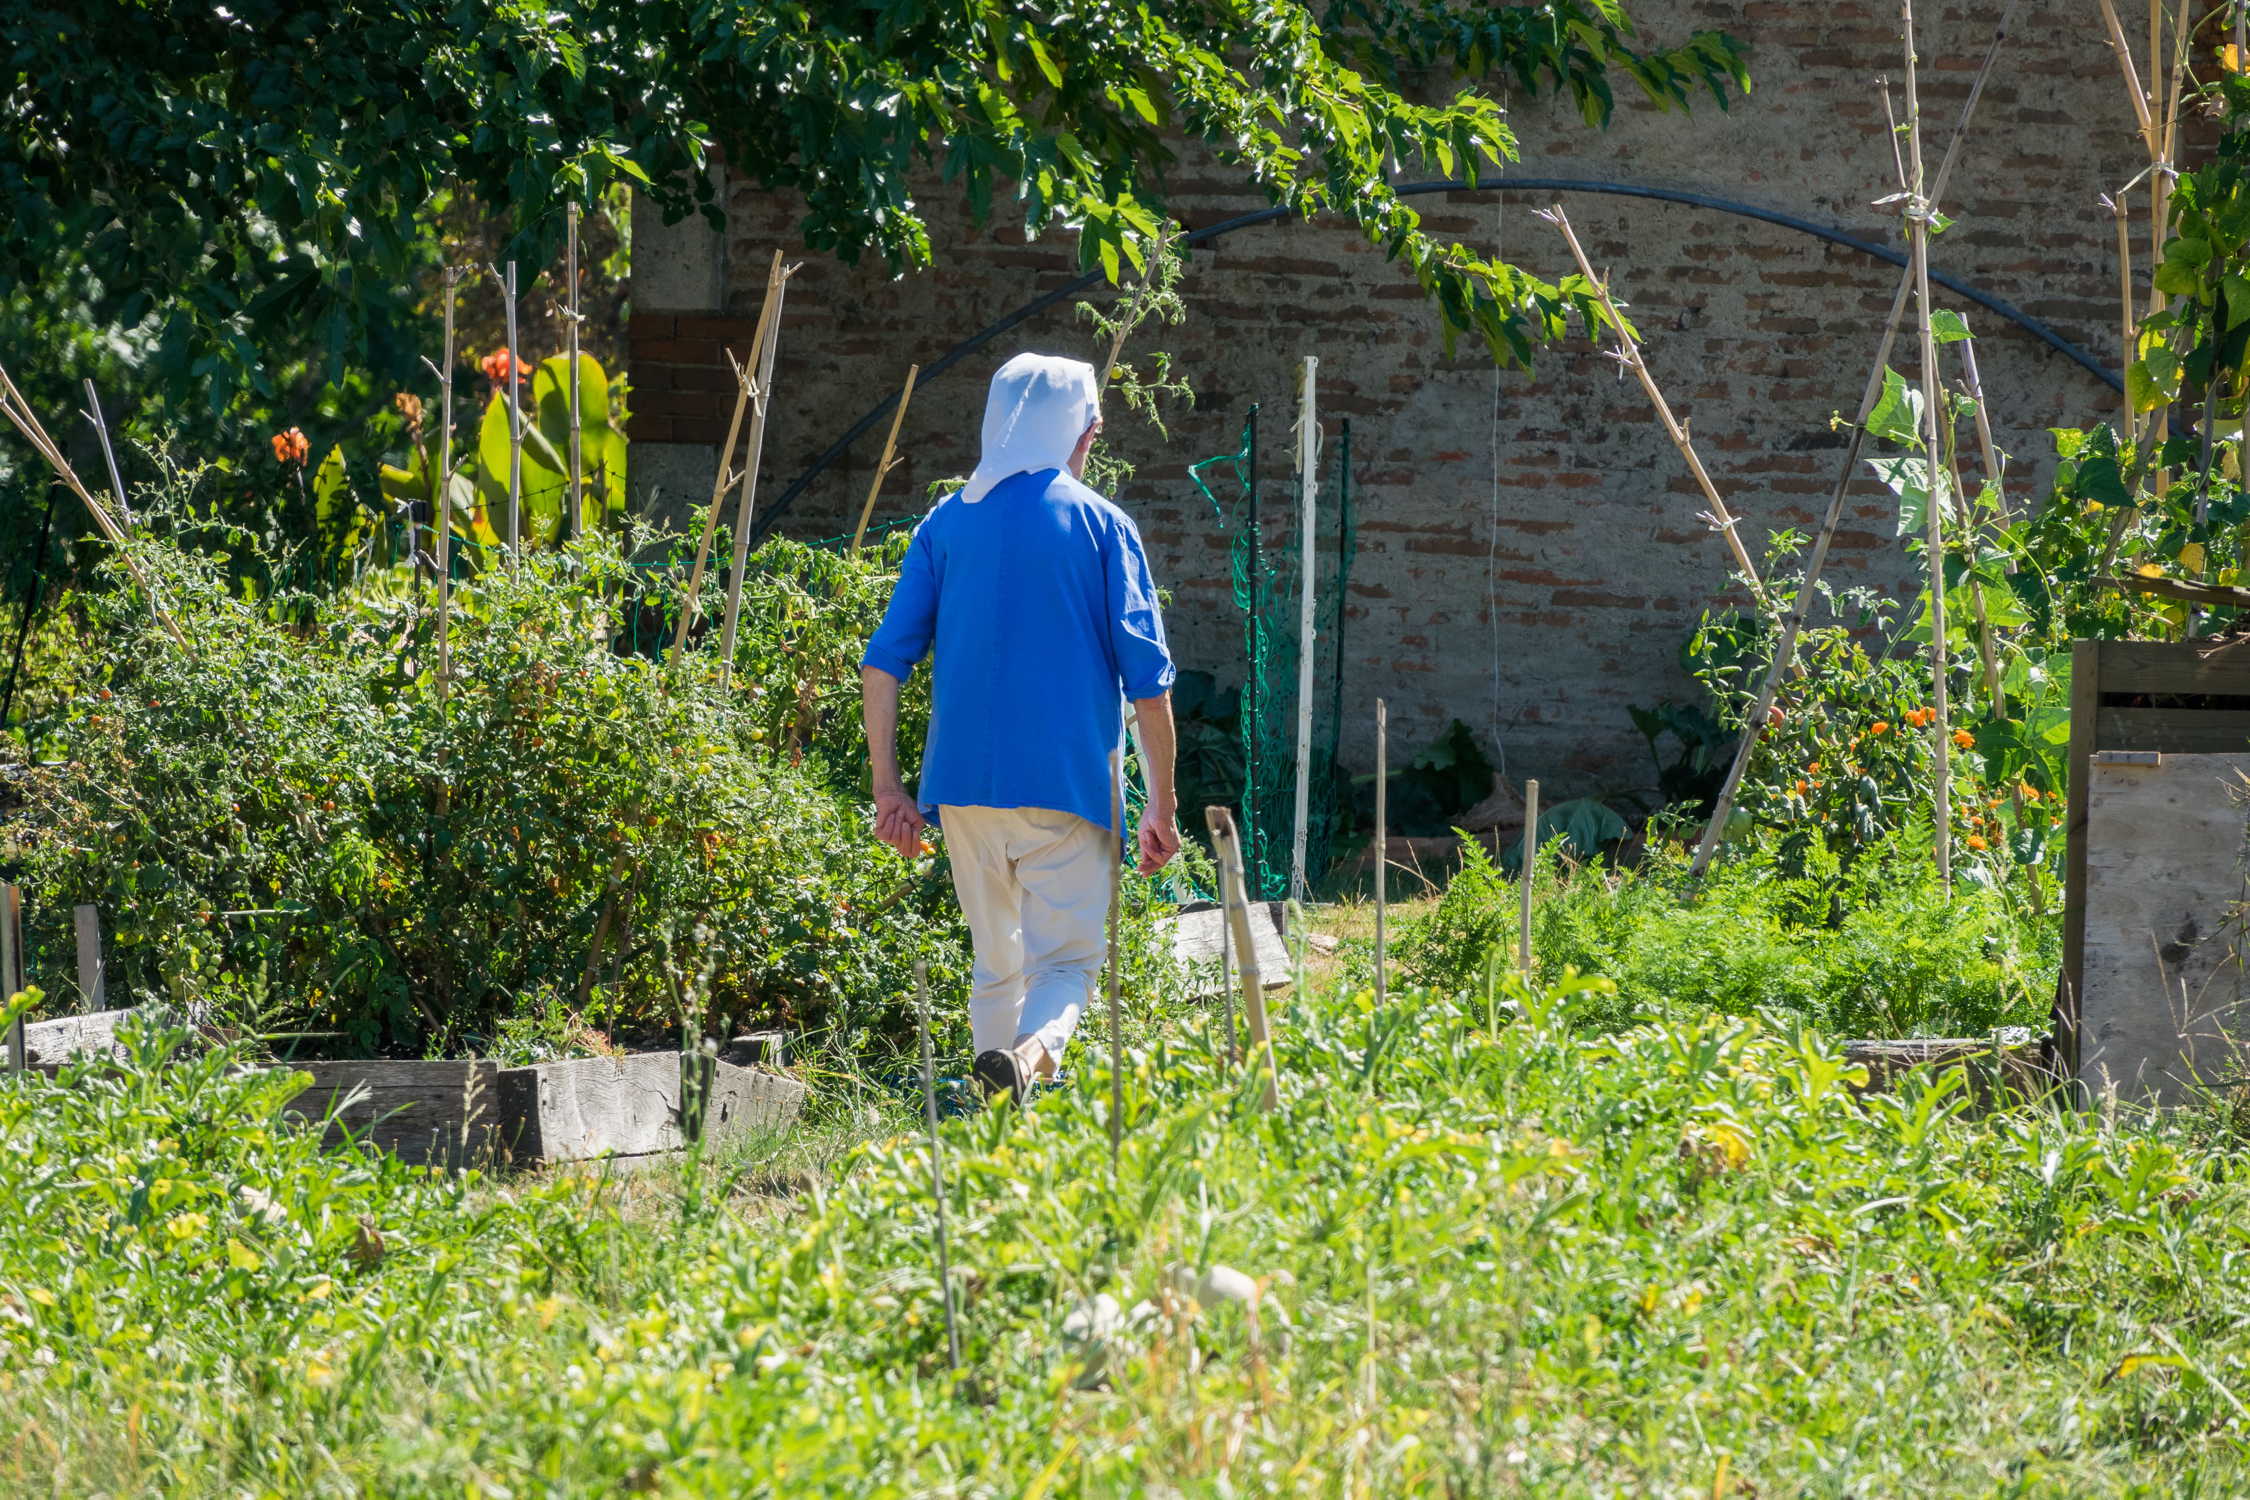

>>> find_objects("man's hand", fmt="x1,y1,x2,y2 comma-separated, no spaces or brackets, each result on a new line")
1137,803,1181,876
874,785,928,861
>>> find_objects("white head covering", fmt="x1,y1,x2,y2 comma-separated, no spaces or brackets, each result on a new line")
960,352,1100,502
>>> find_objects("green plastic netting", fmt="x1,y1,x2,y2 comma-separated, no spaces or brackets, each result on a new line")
1189,406,1357,901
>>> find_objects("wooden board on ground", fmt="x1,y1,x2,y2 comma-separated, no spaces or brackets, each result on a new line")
24,1007,135,1070
1166,901,1294,995
286,1059,506,1169
2077,750,2250,1105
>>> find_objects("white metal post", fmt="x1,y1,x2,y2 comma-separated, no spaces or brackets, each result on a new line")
1289,355,1319,902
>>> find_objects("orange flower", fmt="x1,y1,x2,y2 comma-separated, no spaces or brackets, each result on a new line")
270,427,309,465
1953,728,1975,750
480,348,519,384
1966,833,1989,852
1793,779,1810,799
1869,721,1891,736
1806,760,1822,775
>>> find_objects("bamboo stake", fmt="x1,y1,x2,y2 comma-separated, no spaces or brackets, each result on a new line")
1106,751,1126,1173
1206,805,1278,1110
1903,0,1954,889
2098,0,2161,157
434,268,460,702
1686,0,2015,877
2,884,21,1075
1957,337,2009,535
717,259,797,688
0,361,183,646
1289,355,1319,904
566,202,584,536
669,251,783,667
912,959,963,1372
1517,780,1539,973
498,261,523,556
2106,190,2140,444
1544,205,1767,604
81,381,132,525
1373,698,1387,1011
850,364,920,553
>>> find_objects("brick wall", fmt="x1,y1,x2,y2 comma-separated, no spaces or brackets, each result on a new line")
629,0,2141,802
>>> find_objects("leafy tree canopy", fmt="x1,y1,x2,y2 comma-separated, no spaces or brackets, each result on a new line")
0,1,1746,421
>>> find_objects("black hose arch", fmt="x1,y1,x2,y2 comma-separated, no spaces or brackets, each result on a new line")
750,177,2122,544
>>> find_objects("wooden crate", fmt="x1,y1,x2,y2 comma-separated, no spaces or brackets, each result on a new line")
2061,639,2250,1104
1842,1037,2061,1110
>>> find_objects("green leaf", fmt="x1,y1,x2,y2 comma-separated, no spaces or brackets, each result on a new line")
2127,346,2183,414
1865,367,1925,446
1929,309,1972,344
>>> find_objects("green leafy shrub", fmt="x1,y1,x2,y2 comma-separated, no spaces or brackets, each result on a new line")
1399,832,2053,1037
6,527,968,1057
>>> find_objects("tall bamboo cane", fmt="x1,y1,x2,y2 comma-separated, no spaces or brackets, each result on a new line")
1687,0,2016,877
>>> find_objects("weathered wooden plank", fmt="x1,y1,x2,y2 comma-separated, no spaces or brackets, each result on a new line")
72,905,104,1012
284,1059,506,1168
2093,638,2250,699
2078,750,2250,1106
1842,1037,2059,1108
2092,707,2250,755
1167,901,1293,994
2059,640,2100,1078
499,1052,691,1164
701,1060,808,1142
24,1007,135,1069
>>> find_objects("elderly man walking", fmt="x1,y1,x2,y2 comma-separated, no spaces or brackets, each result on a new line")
860,352,1181,1101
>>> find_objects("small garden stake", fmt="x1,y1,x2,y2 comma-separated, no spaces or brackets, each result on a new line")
1206,805,1278,1110
2,884,23,1073
913,959,962,1373
1107,750,1126,1173
1290,354,1318,904
497,260,523,556
851,364,919,553
73,905,102,1013
717,257,797,689
671,251,781,667
1374,698,1388,1010
566,202,584,532
1518,779,1539,974
434,267,460,702
1686,0,2015,877
81,380,132,525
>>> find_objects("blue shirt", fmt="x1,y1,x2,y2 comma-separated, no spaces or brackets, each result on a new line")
861,468,1176,831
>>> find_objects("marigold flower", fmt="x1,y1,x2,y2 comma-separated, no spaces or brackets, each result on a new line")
480,348,519,384
1953,728,1975,750
270,427,309,465
1869,721,1891,736
1966,833,1989,851
1793,779,1810,799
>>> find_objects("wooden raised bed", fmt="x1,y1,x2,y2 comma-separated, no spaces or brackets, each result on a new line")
24,1008,806,1169
1841,1037,2061,1112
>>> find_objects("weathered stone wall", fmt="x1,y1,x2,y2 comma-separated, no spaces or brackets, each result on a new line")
629,0,2141,799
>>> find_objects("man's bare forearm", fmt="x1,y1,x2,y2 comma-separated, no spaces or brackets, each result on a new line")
1133,691,1178,815
862,667,905,791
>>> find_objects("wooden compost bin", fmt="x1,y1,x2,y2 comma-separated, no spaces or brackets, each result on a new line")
2061,638,2250,1105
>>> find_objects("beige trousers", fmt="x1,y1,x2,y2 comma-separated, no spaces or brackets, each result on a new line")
938,805,1114,1060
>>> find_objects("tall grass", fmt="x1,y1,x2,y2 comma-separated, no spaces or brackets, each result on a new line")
5,976,2242,1496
